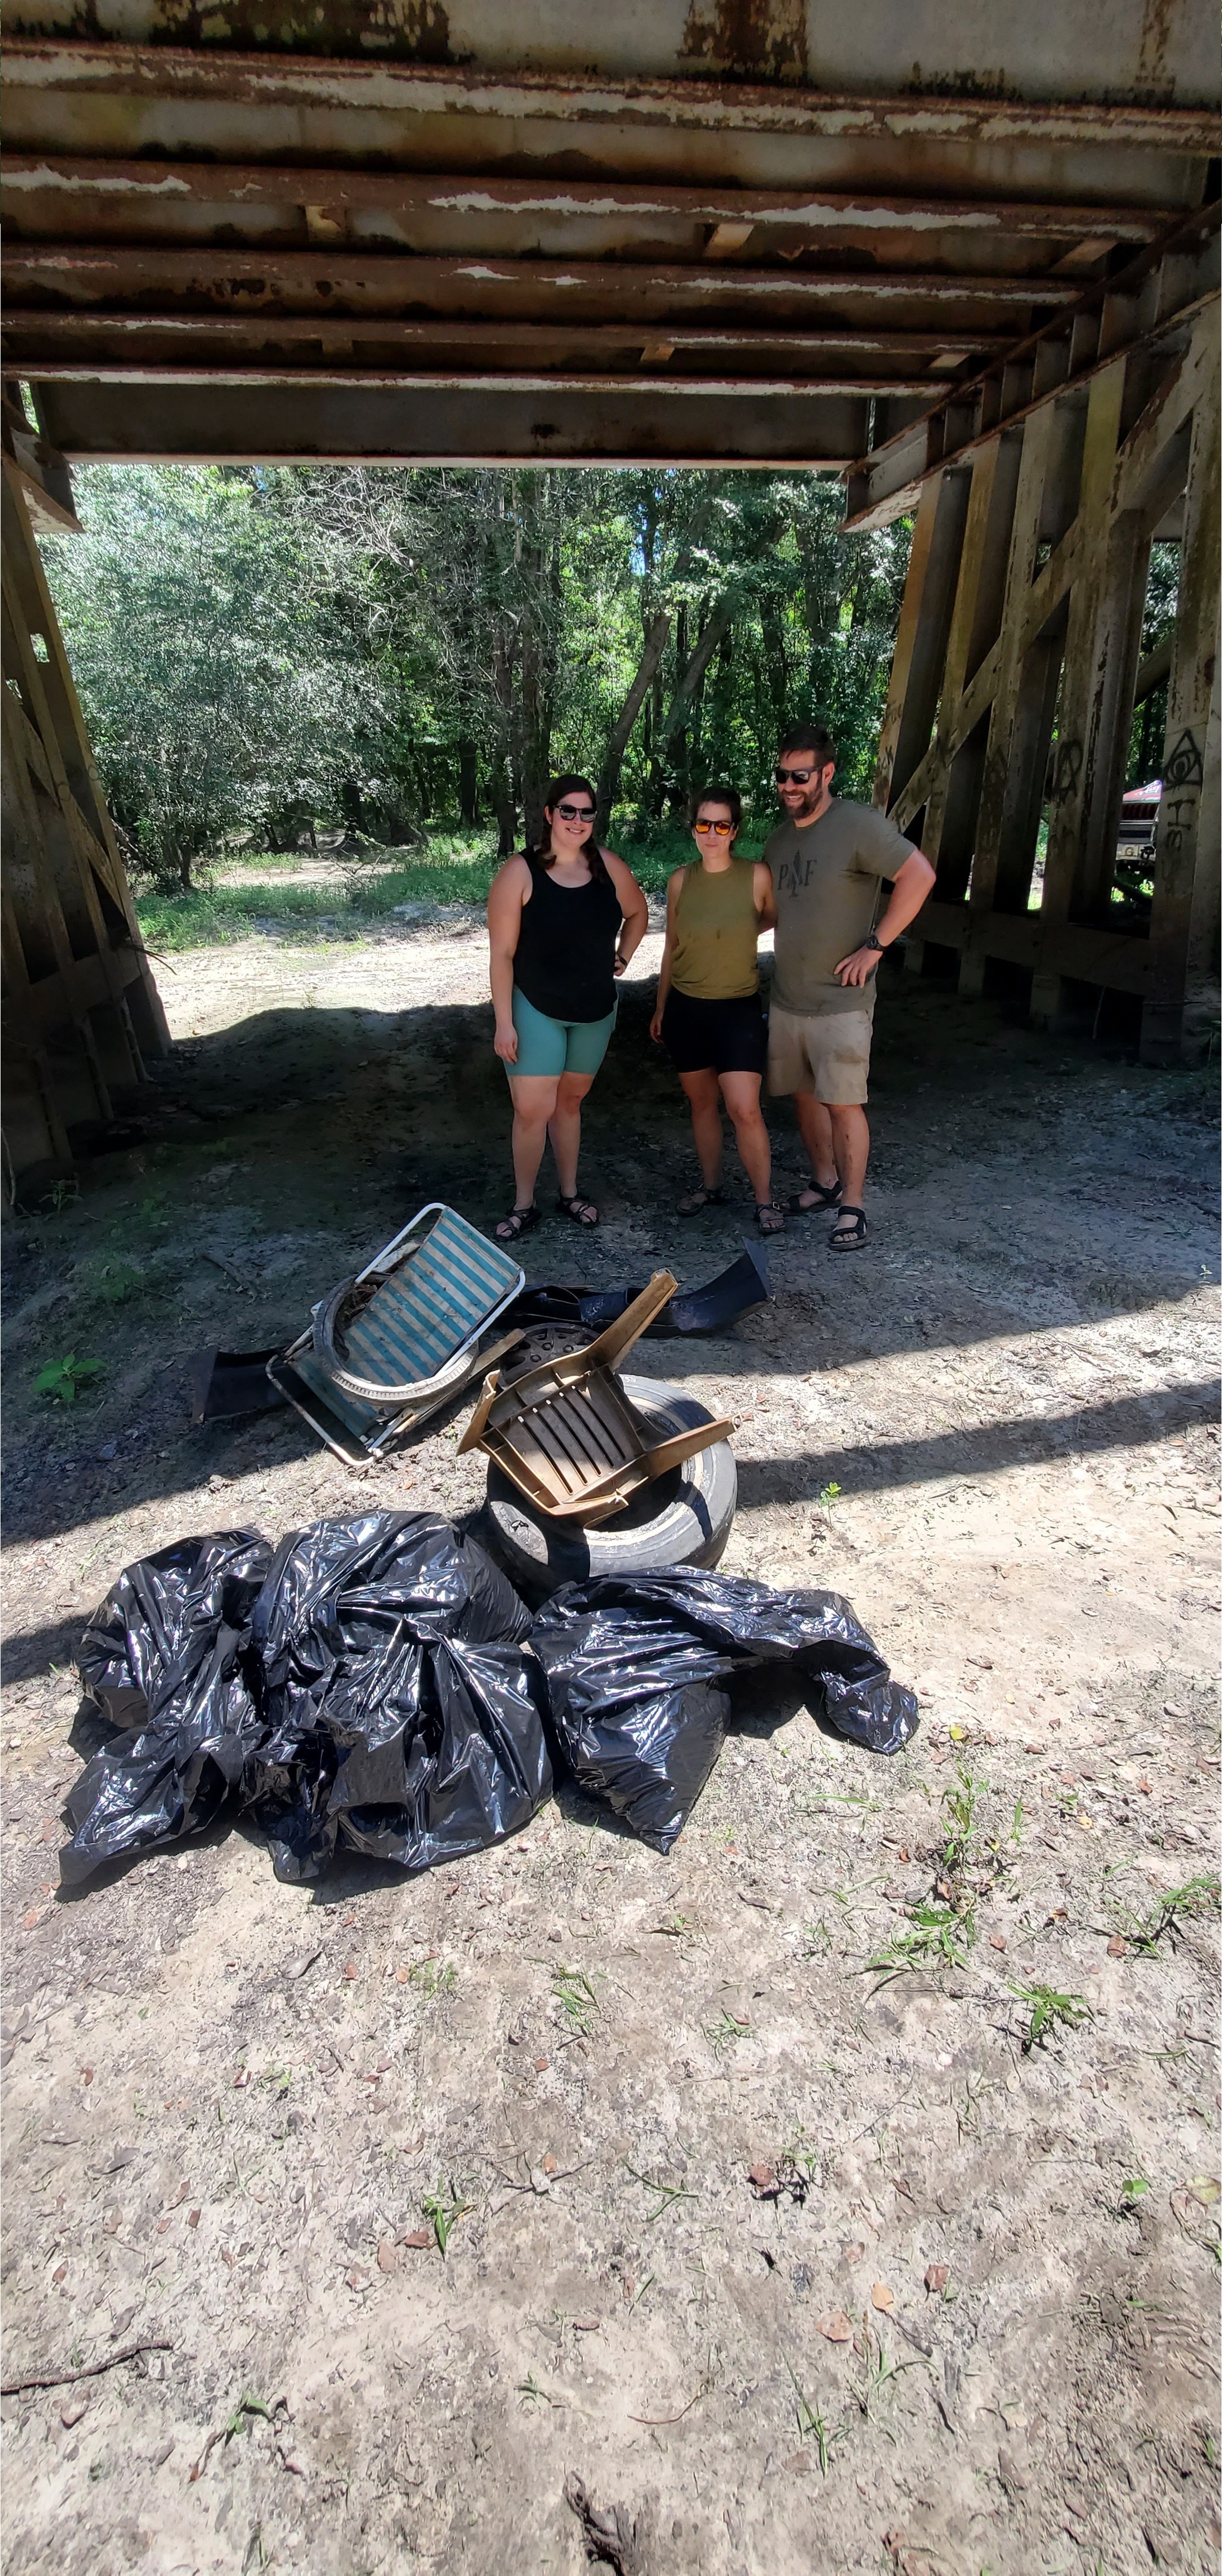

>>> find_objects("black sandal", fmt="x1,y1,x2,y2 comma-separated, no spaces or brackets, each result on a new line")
830,1205,868,1251
495,1204,540,1242
556,1191,599,1229
785,1180,842,1215
679,1185,730,1215
755,1202,785,1237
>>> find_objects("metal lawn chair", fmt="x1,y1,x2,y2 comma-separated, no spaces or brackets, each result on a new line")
268,1203,525,1465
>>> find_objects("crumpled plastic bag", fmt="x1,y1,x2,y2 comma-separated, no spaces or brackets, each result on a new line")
531,1568,918,1852
63,1530,272,1884
246,1512,548,1881
64,1514,550,1885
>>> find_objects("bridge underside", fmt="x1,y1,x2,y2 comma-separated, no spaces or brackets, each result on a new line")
1,7,1218,1173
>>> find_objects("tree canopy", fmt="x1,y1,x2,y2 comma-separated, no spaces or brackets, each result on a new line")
41,463,912,887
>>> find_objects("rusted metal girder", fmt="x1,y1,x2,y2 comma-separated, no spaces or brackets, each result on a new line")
1,157,1171,250
842,202,1221,527
26,376,875,465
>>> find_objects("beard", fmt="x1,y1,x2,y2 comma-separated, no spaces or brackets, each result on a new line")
785,785,823,822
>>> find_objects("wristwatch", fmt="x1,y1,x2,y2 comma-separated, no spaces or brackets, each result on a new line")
864,932,886,951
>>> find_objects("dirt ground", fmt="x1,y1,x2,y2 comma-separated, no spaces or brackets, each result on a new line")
3,908,1220,2576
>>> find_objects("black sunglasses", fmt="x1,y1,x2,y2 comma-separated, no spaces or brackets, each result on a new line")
554,801,596,821
774,763,826,785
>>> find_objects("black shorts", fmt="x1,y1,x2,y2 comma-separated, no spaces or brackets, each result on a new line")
662,987,768,1077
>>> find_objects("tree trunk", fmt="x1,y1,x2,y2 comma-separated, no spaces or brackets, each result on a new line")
595,608,672,833
646,596,734,815
458,738,479,827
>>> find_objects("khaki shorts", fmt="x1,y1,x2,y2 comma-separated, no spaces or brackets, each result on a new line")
768,1003,874,1105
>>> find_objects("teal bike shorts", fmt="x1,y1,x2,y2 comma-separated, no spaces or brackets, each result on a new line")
508,985,617,1080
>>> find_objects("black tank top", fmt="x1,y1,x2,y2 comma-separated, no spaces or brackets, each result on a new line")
512,853,623,1022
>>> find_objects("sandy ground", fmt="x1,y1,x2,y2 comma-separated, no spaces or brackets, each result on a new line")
2,914,1219,2576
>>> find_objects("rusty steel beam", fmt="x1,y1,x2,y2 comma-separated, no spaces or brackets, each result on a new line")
0,157,1171,248
1,312,1011,359
3,49,1217,158
842,203,1221,527
30,373,874,466
4,245,1084,319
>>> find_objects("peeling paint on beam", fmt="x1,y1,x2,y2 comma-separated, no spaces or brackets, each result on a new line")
0,157,1168,243
6,363,940,395
0,311,1011,357
4,245,1082,316
4,49,1218,155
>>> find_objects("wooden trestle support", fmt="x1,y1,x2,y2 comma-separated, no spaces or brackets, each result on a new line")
871,305,1220,1062
1,424,168,1190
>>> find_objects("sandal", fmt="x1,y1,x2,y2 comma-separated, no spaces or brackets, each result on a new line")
755,1202,785,1237
830,1204,868,1251
556,1191,599,1229
785,1180,842,1215
679,1185,730,1215
495,1204,540,1242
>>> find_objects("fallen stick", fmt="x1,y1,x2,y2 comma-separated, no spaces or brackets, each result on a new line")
2,2338,173,2395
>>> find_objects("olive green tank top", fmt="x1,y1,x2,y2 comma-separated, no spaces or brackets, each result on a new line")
670,860,760,1000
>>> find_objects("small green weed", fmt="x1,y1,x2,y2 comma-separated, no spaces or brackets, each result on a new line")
868,1901,975,1984
940,1766,980,1876
408,1958,457,1997
421,2181,471,2256
34,1353,103,1405
1117,2175,1150,2217
785,2356,835,2473
705,2005,751,2054
816,1481,842,1508
1105,1873,1220,1955
79,1252,147,1306
625,2162,699,2225
551,1965,599,2035
1010,1982,1093,2052
516,2371,556,2409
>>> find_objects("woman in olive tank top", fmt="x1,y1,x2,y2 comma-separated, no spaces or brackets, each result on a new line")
649,787,783,1234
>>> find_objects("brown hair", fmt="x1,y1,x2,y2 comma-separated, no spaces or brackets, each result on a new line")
779,723,836,768
531,774,609,884
690,784,742,835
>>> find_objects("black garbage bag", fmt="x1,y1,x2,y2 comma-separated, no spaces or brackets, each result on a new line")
244,1513,550,1881
63,1530,273,1884
61,1513,551,1887
531,1568,918,1852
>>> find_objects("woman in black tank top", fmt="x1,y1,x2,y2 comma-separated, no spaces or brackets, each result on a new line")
486,773,648,1238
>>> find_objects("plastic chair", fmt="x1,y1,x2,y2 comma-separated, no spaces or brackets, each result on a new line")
268,1204,524,1464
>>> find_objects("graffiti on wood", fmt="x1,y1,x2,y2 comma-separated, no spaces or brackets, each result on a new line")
1163,727,1204,791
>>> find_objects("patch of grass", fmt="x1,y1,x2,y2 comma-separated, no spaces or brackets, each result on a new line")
408,1958,457,1998
34,1352,103,1405
940,1765,980,1876
624,2163,699,2225
134,848,500,950
1010,1982,1093,2052
421,2180,471,2256
868,1900,975,1984
785,2356,836,2473
705,2005,751,2055
551,1965,599,2035
1105,1872,1220,1954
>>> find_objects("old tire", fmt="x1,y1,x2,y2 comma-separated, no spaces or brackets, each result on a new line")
478,1372,736,1600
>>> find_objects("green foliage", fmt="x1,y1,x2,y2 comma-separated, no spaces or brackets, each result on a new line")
43,463,912,883
34,1353,103,1404
868,1900,975,1983
1010,1982,1093,2052
421,2180,471,2256
1104,1871,1220,1954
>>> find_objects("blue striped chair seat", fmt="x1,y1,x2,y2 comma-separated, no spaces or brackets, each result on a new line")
343,1208,521,1391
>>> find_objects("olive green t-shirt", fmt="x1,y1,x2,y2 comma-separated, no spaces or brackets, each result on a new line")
764,798,916,1017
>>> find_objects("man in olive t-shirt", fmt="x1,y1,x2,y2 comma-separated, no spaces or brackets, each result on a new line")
764,724,935,1249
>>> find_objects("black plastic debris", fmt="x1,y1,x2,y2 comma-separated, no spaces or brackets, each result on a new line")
65,1530,273,1882
186,1347,287,1424
531,1569,919,1853
64,1514,550,1886
62,1521,916,1884
503,1244,770,1344
246,1513,547,1881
